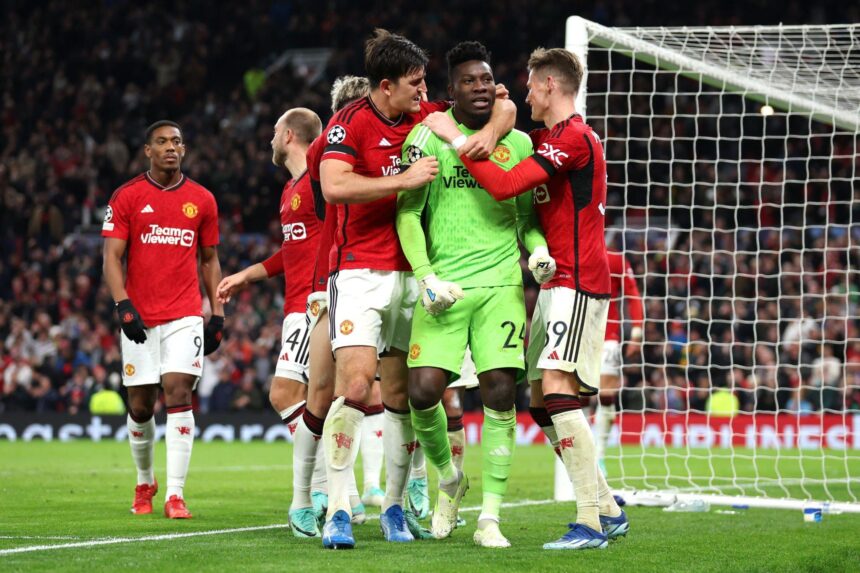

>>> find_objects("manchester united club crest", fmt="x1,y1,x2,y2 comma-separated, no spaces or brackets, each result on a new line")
182,202,199,218
492,145,511,163
310,300,320,317
339,320,354,335
291,193,301,211
409,343,421,360
124,363,136,376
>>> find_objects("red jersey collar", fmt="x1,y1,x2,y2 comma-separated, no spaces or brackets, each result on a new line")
366,96,404,127
145,171,187,191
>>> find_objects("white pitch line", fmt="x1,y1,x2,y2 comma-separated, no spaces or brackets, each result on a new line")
0,464,293,477
0,498,557,557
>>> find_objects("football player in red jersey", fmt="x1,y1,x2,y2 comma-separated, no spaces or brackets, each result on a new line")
102,121,224,520
593,250,643,475
216,108,324,537
421,48,628,549
319,29,515,549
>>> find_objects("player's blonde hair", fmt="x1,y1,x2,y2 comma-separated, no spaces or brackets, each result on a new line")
527,47,584,96
330,76,371,112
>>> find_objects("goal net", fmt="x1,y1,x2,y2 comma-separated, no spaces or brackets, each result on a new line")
560,17,860,512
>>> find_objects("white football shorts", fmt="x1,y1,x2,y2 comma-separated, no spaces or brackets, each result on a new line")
526,287,609,396
275,312,311,383
121,316,204,387
328,269,418,355
600,339,623,378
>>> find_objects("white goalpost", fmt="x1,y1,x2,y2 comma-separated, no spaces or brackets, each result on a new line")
556,17,860,512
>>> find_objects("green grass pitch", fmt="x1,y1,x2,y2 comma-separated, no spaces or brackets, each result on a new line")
1,442,858,572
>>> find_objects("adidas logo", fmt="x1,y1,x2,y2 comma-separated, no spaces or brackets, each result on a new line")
192,359,201,368
548,350,559,360
489,446,511,457
379,137,391,146
141,204,154,213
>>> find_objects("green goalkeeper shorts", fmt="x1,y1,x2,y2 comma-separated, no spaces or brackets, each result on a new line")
407,285,526,383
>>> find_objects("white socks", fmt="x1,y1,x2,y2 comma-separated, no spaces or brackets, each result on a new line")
165,407,195,499
382,407,415,511
448,427,466,473
323,398,364,517
410,440,427,479
551,409,600,531
360,409,385,491
593,402,616,461
291,411,319,511
127,415,155,485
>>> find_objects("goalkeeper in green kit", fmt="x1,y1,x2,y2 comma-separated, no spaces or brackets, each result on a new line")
396,41,556,548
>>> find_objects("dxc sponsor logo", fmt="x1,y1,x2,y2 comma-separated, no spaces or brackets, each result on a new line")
537,143,568,167
282,222,307,241
140,225,194,247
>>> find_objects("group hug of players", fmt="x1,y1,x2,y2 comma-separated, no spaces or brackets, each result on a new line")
102,29,644,551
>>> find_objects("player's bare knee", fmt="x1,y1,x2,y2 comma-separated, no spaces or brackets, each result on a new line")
129,403,155,422
478,369,517,411
408,371,445,411
342,378,372,403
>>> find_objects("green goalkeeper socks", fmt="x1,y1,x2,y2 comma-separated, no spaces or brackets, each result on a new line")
410,402,457,484
480,406,516,521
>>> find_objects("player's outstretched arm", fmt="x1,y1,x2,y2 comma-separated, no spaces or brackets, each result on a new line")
321,157,438,204
421,112,550,201
217,262,270,304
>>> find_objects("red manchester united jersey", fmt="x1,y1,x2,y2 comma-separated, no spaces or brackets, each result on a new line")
321,97,449,272
605,250,644,342
529,115,610,295
261,171,321,314
102,172,219,326
306,135,333,293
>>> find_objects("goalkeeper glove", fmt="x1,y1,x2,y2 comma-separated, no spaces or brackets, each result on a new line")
116,299,147,344
419,273,465,316
203,315,225,355
528,246,556,285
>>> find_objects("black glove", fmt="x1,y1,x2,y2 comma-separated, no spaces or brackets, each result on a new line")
203,315,225,355
116,299,147,344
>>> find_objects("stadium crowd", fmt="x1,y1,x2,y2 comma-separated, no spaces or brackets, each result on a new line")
1,0,858,415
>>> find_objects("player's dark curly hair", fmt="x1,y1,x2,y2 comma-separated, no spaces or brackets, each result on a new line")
446,41,491,81
145,120,182,143
365,29,428,86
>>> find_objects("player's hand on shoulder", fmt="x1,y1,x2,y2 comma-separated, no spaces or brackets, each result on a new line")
528,246,557,285
401,156,438,189
419,273,465,316
217,270,253,304
421,112,460,143
461,128,497,160
116,299,147,344
203,315,225,355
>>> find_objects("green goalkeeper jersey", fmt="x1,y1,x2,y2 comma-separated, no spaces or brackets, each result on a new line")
396,109,546,289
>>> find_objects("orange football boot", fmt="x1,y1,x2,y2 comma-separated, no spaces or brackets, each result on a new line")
131,480,158,514
164,495,193,519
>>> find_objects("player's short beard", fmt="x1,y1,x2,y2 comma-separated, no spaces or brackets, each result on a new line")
272,146,287,168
